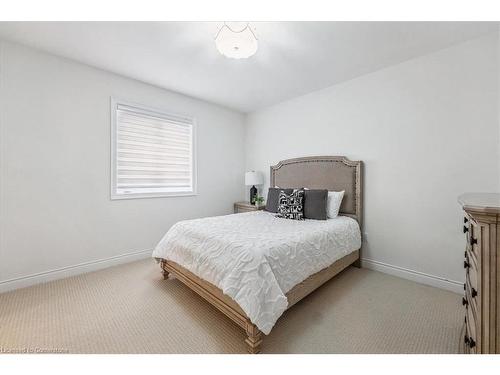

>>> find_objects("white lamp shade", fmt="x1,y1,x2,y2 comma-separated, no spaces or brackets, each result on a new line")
245,171,263,186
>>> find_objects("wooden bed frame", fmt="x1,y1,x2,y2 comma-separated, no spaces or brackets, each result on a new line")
159,156,363,353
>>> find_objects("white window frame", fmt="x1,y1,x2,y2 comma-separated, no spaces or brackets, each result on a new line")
110,97,197,200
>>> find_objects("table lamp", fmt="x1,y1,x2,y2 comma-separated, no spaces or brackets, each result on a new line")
245,171,263,205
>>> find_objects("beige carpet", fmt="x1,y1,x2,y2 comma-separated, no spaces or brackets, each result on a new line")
0,259,463,354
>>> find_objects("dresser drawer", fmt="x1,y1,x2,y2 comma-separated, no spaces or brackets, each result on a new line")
465,250,479,295
465,276,479,313
463,212,472,244
465,305,479,354
465,326,477,354
469,221,481,261
465,278,480,329
234,202,265,214
235,207,254,213
464,251,480,323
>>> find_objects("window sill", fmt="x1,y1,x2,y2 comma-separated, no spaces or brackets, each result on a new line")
110,192,198,200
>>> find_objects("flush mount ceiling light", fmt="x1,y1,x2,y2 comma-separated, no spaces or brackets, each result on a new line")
215,22,258,59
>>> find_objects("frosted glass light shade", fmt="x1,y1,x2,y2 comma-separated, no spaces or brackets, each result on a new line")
215,22,258,59
245,171,263,186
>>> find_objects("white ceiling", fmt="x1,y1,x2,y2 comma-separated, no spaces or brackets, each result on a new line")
0,22,497,113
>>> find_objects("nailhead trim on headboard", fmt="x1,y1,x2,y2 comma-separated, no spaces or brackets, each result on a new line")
270,156,362,227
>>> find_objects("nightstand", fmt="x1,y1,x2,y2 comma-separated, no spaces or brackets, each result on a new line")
234,202,265,214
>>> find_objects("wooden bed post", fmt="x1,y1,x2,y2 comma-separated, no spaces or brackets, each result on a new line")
161,260,170,279
245,322,263,354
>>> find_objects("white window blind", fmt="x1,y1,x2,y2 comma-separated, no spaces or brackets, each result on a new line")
111,100,196,199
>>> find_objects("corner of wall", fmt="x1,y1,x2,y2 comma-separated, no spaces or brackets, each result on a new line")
242,111,250,169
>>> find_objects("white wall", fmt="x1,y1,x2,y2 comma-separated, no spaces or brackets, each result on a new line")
245,33,500,292
1,33,498,295
0,41,246,291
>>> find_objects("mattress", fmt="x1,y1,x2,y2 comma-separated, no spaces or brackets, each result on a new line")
152,210,361,334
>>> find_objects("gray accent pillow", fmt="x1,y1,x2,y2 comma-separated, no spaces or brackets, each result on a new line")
265,187,293,213
304,189,328,220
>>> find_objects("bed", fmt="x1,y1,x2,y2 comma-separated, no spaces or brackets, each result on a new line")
153,156,363,353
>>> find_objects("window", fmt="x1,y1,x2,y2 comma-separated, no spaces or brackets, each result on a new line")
111,99,196,199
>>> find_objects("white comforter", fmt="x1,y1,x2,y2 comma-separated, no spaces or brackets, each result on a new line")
152,211,361,334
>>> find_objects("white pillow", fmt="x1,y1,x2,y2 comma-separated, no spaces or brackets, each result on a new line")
327,191,345,218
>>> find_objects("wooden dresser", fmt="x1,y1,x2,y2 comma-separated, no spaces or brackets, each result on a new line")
458,193,500,354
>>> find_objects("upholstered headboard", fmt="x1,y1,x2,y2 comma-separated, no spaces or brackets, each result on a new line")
270,156,363,224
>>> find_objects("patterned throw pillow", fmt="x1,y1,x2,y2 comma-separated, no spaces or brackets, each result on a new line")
276,189,305,220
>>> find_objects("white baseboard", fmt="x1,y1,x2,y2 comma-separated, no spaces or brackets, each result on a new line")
0,251,463,295
0,249,153,294
361,258,463,294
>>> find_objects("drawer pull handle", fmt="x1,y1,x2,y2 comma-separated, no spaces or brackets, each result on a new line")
464,261,470,269
463,226,469,233
463,283,466,291
469,338,476,348
470,238,477,245
471,288,477,298
464,217,468,223
462,297,468,306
